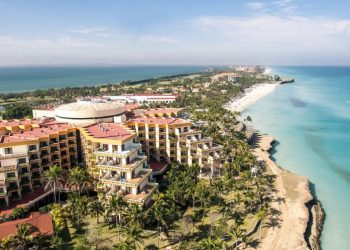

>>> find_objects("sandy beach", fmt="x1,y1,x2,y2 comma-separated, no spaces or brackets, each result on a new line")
226,83,279,112
252,134,322,250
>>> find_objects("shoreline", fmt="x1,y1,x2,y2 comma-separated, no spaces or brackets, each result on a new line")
253,133,324,250
225,82,280,112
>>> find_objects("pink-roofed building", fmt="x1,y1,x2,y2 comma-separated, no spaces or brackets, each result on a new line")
127,116,222,178
80,122,157,206
0,121,78,207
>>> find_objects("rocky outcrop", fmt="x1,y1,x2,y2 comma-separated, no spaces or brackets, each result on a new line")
305,198,325,250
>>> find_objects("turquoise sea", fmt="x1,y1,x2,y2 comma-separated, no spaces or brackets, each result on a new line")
243,67,350,250
0,66,207,93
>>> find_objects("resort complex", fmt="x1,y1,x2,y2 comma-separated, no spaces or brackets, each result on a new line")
0,66,323,250
0,98,224,208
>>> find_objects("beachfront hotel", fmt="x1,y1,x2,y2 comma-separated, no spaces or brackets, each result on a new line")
80,122,157,206
1,99,222,208
127,109,222,177
0,119,78,207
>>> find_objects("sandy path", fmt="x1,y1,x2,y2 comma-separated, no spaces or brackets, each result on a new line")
252,134,313,250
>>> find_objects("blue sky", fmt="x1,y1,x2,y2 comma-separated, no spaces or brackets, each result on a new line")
1,0,350,66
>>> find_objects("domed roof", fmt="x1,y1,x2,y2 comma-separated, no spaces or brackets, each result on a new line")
55,101,125,119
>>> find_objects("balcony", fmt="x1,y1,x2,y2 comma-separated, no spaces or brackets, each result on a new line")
39,141,49,148
19,169,29,176
68,140,76,145
50,139,59,145
68,133,76,138
0,152,27,160
31,173,41,180
20,178,31,185
28,146,38,152
95,143,142,158
59,135,67,141
51,147,59,153
105,182,158,204
0,165,17,172
7,185,19,192
60,143,68,149
97,156,146,172
40,151,50,158
31,163,41,170
100,169,152,187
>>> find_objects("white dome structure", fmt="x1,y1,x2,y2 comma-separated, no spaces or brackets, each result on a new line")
55,99,125,126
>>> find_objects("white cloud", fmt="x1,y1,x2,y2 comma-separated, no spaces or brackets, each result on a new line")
69,26,111,38
272,0,298,15
138,35,178,44
189,14,350,64
1,12,350,66
246,2,265,10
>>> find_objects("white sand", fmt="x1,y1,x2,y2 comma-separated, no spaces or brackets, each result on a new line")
252,135,313,250
226,83,279,112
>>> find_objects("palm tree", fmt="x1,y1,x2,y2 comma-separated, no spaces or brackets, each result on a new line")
199,236,223,250
66,193,88,230
126,225,146,250
12,223,38,249
43,165,64,203
113,240,133,250
257,206,268,239
106,195,128,227
149,196,169,247
1,236,15,249
125,203,145,228
88,199,104,224
68,167,91,197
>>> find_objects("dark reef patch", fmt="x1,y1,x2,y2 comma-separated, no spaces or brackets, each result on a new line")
290,98,307,108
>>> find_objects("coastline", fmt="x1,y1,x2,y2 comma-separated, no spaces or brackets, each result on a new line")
253,134,324,250
225,83,280,112
224,81,324,249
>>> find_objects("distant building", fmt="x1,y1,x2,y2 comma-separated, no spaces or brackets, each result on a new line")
211,72,240,84
107,94,177,104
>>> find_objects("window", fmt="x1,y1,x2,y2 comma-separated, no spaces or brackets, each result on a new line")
6,172,16,178
4,148,13,155
29,145,37,151
18,158,27,164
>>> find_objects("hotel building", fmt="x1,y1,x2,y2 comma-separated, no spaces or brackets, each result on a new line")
127,110,222,178
1,101,222,208
80,122,157,206
0,119,78,207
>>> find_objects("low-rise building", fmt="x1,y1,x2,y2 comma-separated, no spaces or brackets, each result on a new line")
107,94,177,104
0,212,54,241
211,72,240,84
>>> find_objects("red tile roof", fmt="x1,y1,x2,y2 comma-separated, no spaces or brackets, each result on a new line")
0,122,75,144
129,117,190,126
0,212,54,240
124,103,140,111
141,108,183,116
83,122,134,140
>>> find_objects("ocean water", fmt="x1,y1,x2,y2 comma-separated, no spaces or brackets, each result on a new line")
0,66,207,93
243,67,350,250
